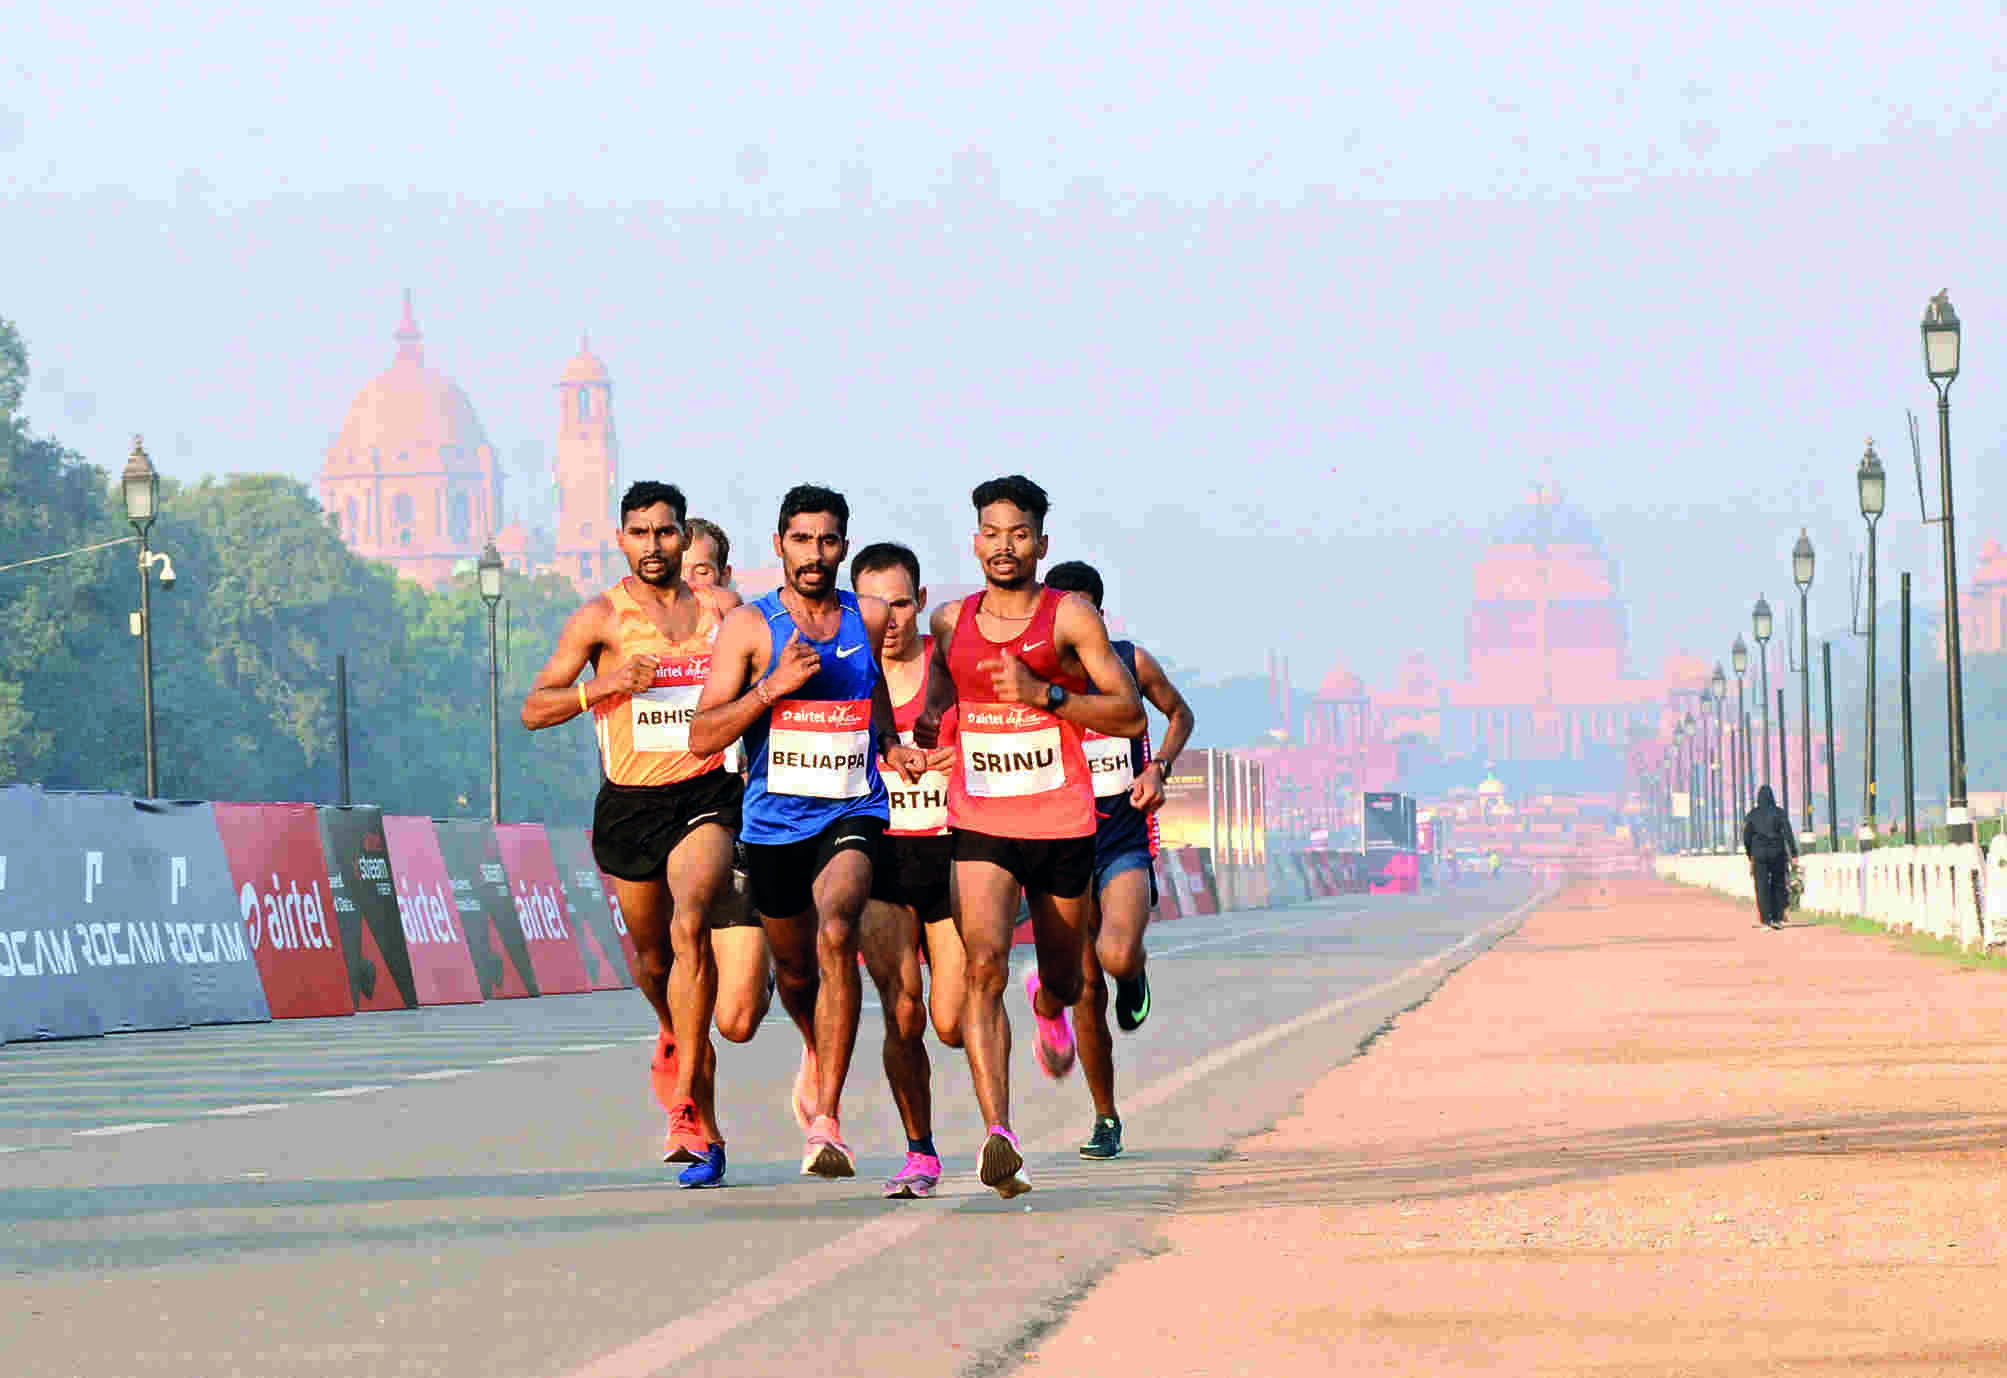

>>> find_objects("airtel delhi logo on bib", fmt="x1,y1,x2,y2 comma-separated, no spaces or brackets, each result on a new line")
964,704,1052,730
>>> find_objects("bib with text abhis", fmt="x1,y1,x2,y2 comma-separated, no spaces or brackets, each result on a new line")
630,655,710,754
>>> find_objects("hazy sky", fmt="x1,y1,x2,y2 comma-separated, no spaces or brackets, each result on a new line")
7,4,2006,696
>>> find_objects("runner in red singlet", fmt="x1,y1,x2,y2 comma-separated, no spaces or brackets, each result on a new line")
851,542,965,1200
913,475,1145,1198
521,482,769,1189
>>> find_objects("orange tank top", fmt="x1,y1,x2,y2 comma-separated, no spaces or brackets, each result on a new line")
592,579,726,788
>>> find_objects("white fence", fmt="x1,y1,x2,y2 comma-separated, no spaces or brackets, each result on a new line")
1654,838,2007,951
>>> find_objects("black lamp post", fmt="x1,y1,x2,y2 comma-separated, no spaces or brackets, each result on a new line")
1858,439,1884,848
1683,712,1698,852
1731,635,1750,824
478,539,504,824
1793,529,1815,842
1711,662,1729,851
120,437,165,799
1752,596,1773,794
1923,290,1971,844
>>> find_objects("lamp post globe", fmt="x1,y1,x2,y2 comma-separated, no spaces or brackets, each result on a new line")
120,436,158,531
1858,440,1886,520
1732,636,1748,676
1752,596,1773,645
1792,528,1815,592
1923,289,1960,384
478,540,504,606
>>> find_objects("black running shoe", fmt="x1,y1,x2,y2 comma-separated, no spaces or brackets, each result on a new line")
1079,1114,1123,1160
1113,968,1151,1033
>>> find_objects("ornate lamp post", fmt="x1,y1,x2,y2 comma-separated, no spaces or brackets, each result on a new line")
1683,712,1698,852
119,437,176,799
1731,635,1750,824
1858,439,1884,847
478,539,505,824
1793,529,1815,843
1752,596,1773,794
1711,662,1729,851
1923,291,1972,843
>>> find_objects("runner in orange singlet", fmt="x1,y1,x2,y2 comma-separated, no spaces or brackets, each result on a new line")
851,542,965,1200
521,482,768,1188
914,475,1145,1197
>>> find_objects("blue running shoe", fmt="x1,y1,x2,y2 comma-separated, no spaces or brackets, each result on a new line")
678,1142,726,1189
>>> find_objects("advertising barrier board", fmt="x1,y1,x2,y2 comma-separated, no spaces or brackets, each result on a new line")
130,799,271,1026
434,819,537,999
382,815,485,1006
317,806,419,1011
492,824,594,995
212,801,354,1020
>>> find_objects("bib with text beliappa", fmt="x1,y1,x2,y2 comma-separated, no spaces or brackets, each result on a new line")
766,699,873,799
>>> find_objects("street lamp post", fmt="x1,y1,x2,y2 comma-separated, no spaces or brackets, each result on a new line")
478,540,504,825
120,437,163,799
1793,529,1815,844
1858,440,1884,848
1753,596,1773,794
1732,635,1750,824
1683,712,1698,852
1712,663,1729,851
1698,684,1714,849
1923,290,1972,844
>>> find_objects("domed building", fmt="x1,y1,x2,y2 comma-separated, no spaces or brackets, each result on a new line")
320,293,501,588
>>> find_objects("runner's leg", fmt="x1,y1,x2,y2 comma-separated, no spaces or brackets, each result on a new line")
610,875,676,1040
1094,864,1151,984
1074,891,1119,1121
710,925,773,1044
807,847,872,1123
664,824,732,1123
956,857,1022,1131
922,915,966,1049
860,898,930,1142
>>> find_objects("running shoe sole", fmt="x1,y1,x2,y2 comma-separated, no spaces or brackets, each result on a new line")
802,1142,856,1178
883,1176,939,1200
979,1132,1032,1199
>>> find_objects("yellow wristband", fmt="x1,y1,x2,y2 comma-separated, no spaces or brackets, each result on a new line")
578,682,590,713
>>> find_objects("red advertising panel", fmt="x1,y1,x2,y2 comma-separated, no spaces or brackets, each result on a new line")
545,827,630,991
585,829,641,974
492,824,594,995
382,816,485,1006
211,802,355,1020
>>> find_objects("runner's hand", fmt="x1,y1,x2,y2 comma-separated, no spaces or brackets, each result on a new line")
921,744,957,775
976,650,1045,705
912,706,942,749
884,743,930,784
605,652,660,696
1130,761,1167,814
766,629,821,697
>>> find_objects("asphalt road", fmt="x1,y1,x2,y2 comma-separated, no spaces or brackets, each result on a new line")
1,875,1542,1378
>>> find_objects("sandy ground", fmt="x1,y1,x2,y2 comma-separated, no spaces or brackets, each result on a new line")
1012,876,2007,1376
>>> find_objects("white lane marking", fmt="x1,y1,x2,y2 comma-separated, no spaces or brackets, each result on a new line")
560,889,1551,1378
405,1068,475,1081
311,1084,392,1098
203,1102,289,1117
72,1122,170,1137
489,1055,553,1066
558,1043,620,1053
0,1145,31,1155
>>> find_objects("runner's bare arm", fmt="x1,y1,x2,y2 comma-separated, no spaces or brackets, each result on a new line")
1052,593,1146,737
1129,643,1194,812
688,604,777,757
912,600,961,750
521,598,644,730
859,597,929,783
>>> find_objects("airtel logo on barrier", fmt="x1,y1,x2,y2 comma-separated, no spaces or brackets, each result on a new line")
395,879,460,946
240,874,335,950
512,882,571,941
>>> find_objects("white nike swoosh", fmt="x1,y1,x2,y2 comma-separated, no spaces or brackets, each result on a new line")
1020,641,1046,652
835,644,865,658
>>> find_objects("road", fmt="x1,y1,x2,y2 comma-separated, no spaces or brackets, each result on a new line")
1,876,1541,1378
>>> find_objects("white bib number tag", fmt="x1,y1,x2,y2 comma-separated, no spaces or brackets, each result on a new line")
768,700,872,799
960,705,1067,799
630,656,709,754
1082,731,1135,798
887,729,949,833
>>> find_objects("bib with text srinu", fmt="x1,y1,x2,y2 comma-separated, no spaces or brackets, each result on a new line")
960,704,1066,799
631,655,710,754
887,729,950,833
1081,730,1136,798
768,699,873,798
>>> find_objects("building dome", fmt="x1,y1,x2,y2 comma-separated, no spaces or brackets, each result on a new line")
559,336,610,387
1318,662,1368,700
328,292,492,469
1491,480,1604,551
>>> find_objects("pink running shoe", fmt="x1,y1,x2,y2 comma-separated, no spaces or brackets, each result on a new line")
979,1124,1031,1199
801,1115,856,1178
1023,967,1076,1080
882,1152,942,1199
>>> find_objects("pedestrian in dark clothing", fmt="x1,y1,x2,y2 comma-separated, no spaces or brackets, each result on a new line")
1743,784,1797,928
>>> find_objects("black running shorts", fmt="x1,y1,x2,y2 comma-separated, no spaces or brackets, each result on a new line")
742,815,886,918
870,834,955,924
591,770,743,883
952,829,1095,900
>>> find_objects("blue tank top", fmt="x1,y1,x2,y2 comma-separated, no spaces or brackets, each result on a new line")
741,590,889,844
1087,641,1153,856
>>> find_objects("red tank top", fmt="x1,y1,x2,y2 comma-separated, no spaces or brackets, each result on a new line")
946,588,1095,839
883,637,951,837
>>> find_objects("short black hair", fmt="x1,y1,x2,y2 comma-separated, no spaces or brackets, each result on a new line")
620,481,687,524
850,542,921,592
971,475,1050,529
777,484,849,536
1045,560,1103,610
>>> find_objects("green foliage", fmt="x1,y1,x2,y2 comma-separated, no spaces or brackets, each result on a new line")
0,320,601,822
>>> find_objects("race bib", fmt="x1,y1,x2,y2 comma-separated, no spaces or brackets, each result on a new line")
886,729,949,833
1082,730,1135,798
960,704,1066,799
768,699,872,798
630,655,709,754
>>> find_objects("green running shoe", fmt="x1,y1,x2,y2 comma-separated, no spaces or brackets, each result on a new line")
1079,1114,1123,1160
1113,968,1151,1032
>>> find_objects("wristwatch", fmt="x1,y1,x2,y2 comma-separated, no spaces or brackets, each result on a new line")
1045,682,1068,711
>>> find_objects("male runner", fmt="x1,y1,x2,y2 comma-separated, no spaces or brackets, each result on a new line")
692,485,929,1178
683,518,742,609
851,542,966,1200
1043,560,1195,1160
521,481,767,1188
915,476,1145,1198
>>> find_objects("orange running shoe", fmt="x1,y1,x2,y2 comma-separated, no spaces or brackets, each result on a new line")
649,1029,679,1113
663,1097,706,1164
789,1041,818,1130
